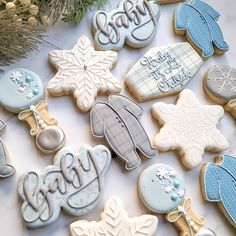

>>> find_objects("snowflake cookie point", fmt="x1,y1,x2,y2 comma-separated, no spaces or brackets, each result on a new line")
70,196,158,236
47,35,121,112
152,89,229,169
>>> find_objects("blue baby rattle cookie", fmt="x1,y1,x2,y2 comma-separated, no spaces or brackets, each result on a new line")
0,68,65,153
138,164,216,236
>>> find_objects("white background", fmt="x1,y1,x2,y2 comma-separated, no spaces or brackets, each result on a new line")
0,0,236,235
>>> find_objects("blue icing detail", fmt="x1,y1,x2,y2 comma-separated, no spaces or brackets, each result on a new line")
203,155,236,226
175,0,229,58
0,68,44,113
138,164,186,214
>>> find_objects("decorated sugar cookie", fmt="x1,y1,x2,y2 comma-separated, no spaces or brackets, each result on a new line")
0,120,15,178
70,196,158,236
152,89,229,169
175,0,229,59
125,42,203,101
139,164,216,236
90,95,157,170
47,35,121,112
201,154,236,228
17,145,111,228
0,68,65,153
92,0,160,51
203,65,236,120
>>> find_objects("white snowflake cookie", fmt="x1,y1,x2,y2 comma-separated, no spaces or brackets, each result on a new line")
152,89,229,169
70,196,158,236
47,35,121,112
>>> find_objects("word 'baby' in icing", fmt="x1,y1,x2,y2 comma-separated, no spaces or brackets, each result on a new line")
70,196,158,236
175,0,229,59
138,164,216,236
201,155,236,228
0,120,15,178
17,145,111,228
92,0,160,51
125,43,203,101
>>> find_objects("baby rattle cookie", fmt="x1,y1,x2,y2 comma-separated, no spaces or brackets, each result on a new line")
152,89,229,169
125,42,203,102
200,154,236,228
139,164,216,236
175,0,229,59
90,95,157,170
0,68,65,153
17,144,111,228
70,196,158,236
92,0,160,51
47,35,121,112
0,119,15,178
203,65,236,119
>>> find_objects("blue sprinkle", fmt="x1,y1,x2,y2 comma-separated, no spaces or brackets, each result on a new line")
25,75,33,83
33,88,39,95
173,180,180,188
171,193,178,201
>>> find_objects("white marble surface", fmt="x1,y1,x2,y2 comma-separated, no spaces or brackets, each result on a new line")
0,0,236,235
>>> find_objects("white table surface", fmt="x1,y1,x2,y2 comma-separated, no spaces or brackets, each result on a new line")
0,0,236,235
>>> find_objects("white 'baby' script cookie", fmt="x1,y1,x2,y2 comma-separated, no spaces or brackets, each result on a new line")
17,145,111,228
92,0,160,51
47,35,121,112
70,196,158,236
152,89,229,169
125,42,203,101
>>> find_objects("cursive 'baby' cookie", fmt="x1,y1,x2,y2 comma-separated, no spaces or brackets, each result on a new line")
125,42,203,102
0,119,15,178
48,35,121,112
0,68,65,153
70,196,158,236
90,95,157,170
203,65,236,120
139,164,216,236
201,154,236,228
152,89,229,169
17,145,111,228
175,0,229,59
92,0,160,51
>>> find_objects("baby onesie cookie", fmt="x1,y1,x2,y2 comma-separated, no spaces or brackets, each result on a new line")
17,144,111,228
92,0,160,51
175,0,229,59
70,196,158,236
125,42,203,102
90,95,157,170
203,65,236,119
152,89,229,169
201,154,236,228
0,68,65,153
139,164,216,236
47,35,121,112
0,120,15,178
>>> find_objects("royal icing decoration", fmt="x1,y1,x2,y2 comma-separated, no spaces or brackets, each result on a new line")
175,0,229,59
90,95,157,170
201,154,236,228
152,89,229,169
0,120,15,178
92,0,160,51
0,68,65,153
139,164,216,236
70,196,158,236
203,65,236,120
47,35,121,112
17,145,111,228
125,42,203,101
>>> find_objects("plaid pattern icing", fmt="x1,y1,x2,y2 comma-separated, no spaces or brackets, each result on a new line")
125,42,203,101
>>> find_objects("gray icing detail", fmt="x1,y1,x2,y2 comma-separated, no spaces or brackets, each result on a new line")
92,0,160,51
90,95,157,170
195,228,216,236
0,119,15,178
205,65,236,101
17,145,111,228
